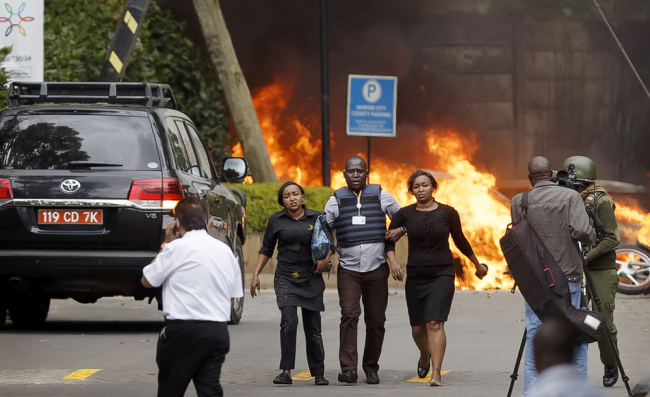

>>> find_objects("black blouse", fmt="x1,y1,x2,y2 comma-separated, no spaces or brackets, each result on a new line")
259,207,320,265
387,203,474,266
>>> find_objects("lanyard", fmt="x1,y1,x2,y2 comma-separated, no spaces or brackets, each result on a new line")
354,190,362,216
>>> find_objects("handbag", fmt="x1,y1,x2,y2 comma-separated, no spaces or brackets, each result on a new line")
311,213,338,277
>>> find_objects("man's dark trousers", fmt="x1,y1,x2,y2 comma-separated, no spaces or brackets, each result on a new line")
337,263,390,374
156,320,229,397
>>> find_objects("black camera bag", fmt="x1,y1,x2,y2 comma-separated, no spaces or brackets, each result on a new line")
500,190,605,343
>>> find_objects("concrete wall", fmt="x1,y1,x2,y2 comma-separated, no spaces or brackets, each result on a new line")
242,233,409,289
413,10,650,184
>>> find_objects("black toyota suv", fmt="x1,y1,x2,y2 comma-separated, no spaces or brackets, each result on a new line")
0,82,248,328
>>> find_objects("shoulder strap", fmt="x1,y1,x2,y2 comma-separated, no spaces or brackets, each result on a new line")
521,190,530,219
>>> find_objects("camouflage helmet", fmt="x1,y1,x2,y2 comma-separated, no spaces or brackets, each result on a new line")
562,156,596,181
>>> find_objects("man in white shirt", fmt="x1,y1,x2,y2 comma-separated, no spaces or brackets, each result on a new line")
526,316,612,397
142,198,243,397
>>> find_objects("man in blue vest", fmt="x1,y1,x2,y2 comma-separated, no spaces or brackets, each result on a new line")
322,156,402,385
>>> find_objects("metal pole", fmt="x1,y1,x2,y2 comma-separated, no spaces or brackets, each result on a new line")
506,329,527,397
320,0,331,187
592,0,650,101
367,137,371,175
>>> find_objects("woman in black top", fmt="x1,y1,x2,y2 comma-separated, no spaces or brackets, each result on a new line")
250,182,331,386
386,170,488,387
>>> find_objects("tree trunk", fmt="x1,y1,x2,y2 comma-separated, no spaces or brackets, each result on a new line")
191,0,277,183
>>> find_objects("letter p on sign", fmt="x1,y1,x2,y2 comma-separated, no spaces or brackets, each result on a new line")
363,80,382,103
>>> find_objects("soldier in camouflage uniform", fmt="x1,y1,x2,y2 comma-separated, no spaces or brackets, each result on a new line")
562,156,621,388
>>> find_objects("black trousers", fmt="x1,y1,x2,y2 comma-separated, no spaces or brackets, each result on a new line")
156,320,229,397
279,306,325,376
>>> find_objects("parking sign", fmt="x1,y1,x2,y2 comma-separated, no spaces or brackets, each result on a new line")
346,75,397,137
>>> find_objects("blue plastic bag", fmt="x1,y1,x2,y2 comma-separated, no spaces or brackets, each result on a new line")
311,213,337,263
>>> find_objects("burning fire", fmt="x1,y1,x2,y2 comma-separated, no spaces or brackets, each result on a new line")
237,79,650,290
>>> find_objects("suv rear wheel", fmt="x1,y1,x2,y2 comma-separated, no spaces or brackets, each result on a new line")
229,237,245,325
9,294,50,328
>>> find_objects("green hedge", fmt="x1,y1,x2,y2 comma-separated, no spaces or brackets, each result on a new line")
230,183,334,233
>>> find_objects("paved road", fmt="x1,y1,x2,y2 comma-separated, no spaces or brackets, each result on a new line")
1,289,648,396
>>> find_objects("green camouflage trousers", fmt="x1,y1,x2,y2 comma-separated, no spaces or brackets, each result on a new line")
587,268,619,366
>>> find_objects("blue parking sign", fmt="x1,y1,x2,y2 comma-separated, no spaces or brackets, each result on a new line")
346,74,397,137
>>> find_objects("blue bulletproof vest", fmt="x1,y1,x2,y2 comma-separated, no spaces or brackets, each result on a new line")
334,184,386,248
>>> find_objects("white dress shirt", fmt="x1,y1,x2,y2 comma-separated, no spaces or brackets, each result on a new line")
324,189,401,272
525,364,613,397
143,229,243,322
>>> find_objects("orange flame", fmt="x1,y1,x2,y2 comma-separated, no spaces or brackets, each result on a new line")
238,79,650,290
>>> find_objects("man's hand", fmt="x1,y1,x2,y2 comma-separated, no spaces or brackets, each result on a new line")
475,263,488,280
314,258,330,274
583,256,589,264
250,275,260,298
385,228,404,243
165,221,181,243
390,260,405,281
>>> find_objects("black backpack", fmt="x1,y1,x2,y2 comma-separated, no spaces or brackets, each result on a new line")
500,190,605,343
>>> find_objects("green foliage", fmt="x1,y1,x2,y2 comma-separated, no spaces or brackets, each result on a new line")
0,46,12,108
490,0,650,21
42,0,231,159
230,183,334,233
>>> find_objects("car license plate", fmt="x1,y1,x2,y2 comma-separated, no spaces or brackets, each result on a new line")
38,210,103,225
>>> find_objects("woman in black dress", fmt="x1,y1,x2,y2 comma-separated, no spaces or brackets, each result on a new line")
250,182,331,386
386,170,488,386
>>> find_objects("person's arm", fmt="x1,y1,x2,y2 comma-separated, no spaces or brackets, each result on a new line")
324,196,338,229
385,208,405,248
252,217,278,296
386,251,405,281
510,195,522,225
381,190,401,219
585,199,620,264
569,193,596,247
250,254,270,297
449,208,488,279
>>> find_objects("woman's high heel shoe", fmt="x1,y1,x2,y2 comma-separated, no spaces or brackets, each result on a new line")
417,358,430,378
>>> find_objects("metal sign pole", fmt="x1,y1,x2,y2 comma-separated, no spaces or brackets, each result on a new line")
320,0,331,187
367,136,371,176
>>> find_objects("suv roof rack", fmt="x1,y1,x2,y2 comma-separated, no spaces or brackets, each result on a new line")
7,81,179,109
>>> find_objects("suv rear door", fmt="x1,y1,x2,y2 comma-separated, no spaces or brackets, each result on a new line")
0,111,165,251
164,117,228,242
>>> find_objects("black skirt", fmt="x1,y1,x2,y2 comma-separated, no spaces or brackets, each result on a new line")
405,264,455,326
274,261,325,312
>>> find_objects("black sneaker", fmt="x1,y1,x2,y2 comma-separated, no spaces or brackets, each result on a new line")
315,375,329,386
366,372,380,384
273,372,292,385
603,365,618,387
338,370,358,383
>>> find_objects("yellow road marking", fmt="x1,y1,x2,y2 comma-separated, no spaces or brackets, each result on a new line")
292,369,327,380
63,369,102,380
407,370,450,383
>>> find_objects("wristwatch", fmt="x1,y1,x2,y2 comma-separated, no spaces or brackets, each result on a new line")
400,226,407,235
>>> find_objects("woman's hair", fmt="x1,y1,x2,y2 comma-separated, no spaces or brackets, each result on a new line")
175,197,207,231
407,170,438,194
277,181,305,207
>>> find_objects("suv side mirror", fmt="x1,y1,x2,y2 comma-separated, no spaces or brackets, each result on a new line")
222,157,248,183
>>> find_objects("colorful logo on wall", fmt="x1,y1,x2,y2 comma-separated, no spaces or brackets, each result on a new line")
0,2,34,37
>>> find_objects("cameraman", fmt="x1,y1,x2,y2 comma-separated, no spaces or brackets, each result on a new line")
141,197,244,397
510,156,596,395
561,156,621,387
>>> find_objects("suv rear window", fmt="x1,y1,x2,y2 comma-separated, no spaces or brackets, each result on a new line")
0,114,160,170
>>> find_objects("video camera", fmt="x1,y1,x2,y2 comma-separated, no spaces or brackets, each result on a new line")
551,163,605,243
551,163,583,190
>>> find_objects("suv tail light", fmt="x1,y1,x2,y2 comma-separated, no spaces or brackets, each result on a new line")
0,179,13,199
128,178,183,209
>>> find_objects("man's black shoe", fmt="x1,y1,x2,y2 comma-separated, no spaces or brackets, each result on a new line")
338,370,358,383
315,375,329,386
366,372,380,384
273,372,292,385
603,365,618,387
